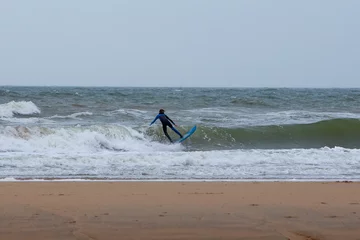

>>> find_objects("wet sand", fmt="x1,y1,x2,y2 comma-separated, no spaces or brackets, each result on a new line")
0,181,359,240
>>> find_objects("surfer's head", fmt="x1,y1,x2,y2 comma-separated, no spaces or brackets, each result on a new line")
159,109,165,114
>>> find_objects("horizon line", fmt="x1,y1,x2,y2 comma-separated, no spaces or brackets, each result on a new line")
1,85,360,89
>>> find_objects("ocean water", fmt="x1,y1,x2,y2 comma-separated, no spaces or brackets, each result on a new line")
1,86,360,181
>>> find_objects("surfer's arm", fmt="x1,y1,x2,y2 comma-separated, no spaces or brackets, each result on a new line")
165,115,176,125
149,115,159,126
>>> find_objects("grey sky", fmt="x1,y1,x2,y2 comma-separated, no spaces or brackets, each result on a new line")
1,1,359,87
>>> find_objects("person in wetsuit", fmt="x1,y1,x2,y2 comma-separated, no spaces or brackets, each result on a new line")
150,109,183,143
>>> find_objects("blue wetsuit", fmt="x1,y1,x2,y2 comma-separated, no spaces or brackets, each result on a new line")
150,114,183,142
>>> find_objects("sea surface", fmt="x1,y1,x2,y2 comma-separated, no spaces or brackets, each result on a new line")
1,86,360,181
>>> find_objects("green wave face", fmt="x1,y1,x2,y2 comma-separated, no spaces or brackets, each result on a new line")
148,119,360,150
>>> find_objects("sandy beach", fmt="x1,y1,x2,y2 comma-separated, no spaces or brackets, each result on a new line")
0,182,359,240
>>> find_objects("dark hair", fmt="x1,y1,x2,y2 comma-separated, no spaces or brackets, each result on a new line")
159,109,165,114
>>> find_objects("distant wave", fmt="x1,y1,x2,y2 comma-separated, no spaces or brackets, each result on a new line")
230,97,270,107
38,90,83,97
0,101,41,118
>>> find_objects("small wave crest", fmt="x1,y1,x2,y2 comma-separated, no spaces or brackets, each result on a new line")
48,111,93,119
0,101,41,118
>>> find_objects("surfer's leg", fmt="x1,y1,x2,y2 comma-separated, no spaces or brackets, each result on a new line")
170,126,183,138
162,125,173,143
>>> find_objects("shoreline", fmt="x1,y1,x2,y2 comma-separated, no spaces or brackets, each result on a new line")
1,181,360,239
1,177,359,182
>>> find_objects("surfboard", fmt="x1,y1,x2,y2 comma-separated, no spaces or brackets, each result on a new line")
175,125,197,143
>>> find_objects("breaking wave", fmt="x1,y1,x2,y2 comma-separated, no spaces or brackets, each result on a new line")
149,118,360,149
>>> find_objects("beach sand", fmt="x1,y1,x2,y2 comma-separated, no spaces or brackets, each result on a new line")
0,182,359,240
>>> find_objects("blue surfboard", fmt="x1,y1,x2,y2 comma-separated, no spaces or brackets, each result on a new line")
175,125,197,143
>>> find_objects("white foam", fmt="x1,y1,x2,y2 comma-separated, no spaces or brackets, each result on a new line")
0,147,359,180
0,117,54,124
0,101,41,118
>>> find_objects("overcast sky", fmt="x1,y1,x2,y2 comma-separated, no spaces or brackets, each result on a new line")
0,1,359,87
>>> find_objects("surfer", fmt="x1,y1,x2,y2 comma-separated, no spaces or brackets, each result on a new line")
150,109,183,143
